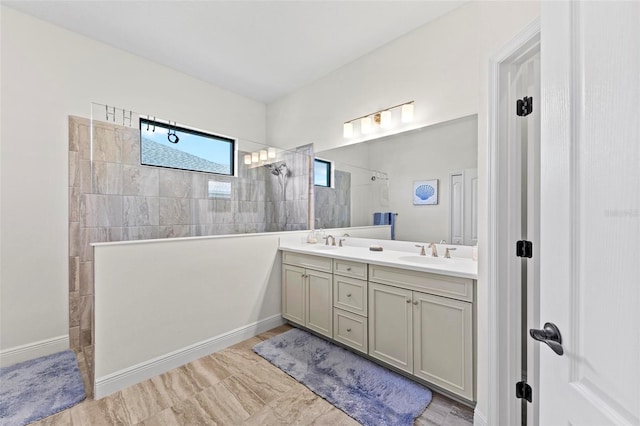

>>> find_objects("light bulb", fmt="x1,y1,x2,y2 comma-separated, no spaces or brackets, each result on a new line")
401,103,414,123
343,122,354,138
244,154,251,165
361,116,372,134
268,147,276,158
259,150,268,161
251,152,259,163
380,110,392,128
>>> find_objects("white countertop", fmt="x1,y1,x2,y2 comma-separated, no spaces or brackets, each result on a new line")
279,237,478,280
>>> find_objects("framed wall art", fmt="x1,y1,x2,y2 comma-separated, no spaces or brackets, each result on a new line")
413,179,438,205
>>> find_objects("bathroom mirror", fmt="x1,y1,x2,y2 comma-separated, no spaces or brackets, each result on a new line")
315,115,478,244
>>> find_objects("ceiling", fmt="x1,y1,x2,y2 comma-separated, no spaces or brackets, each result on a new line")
4,1,466,103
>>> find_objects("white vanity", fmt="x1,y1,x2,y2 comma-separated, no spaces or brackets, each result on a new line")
279,237,478,403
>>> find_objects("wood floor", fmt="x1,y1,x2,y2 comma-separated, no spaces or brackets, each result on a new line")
32,325,473,425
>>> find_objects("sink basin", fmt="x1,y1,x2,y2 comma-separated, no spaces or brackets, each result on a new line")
396,255,454,265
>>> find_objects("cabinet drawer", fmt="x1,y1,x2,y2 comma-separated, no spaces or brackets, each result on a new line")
333,259,367,280
368,264,474,302
282,251,333,273
333,309,368,354
333,275,367,316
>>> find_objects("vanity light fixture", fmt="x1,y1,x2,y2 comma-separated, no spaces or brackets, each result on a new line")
268,147,277,159
251,152,259,163
259,149,268,161
244,146,279,167
343,101,414,138
244,154,252,165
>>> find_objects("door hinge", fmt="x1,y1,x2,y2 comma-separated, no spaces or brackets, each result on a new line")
516,381,532,402
516,240,533,258
516,96,533,117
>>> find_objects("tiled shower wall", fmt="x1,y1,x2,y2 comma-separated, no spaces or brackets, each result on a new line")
314,170,351,228
68,116,310,356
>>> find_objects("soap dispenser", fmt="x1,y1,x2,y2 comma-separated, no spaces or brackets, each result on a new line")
307,230,318,244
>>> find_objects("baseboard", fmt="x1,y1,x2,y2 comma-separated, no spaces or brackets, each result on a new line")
94,314,285,399
0,335,69,368
474,409,488,426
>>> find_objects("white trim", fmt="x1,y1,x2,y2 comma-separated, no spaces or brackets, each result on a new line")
0,335,69,367
94,314,285,399
474,409,488,426
486,17,540,426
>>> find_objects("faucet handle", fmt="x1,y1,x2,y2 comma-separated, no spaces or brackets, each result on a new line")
339,238,346,247
428,242,438,257
415,244,426,256
444,247,457,258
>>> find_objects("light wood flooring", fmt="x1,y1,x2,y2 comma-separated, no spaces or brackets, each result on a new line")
32,325,473,425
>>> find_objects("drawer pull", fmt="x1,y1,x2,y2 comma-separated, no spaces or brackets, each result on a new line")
347,293,352,297
346,328,352,332
413,300,419,305
406,299,411,303
346,267,352,271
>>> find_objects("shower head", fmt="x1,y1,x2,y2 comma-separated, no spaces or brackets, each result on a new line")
265,162,289,176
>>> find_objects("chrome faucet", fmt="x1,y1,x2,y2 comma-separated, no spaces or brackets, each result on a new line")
325,235,336,246
339,238,346,247
415,244,426,256
428,242,438,257
444,247,457,258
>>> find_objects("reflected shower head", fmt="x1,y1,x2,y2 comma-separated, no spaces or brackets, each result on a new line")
265,162,289,176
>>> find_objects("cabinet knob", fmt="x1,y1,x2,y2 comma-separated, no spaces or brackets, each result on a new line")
346,328,352,332
346,267,352,271
347,293,352,297
406,299,411,303
413,300,419,305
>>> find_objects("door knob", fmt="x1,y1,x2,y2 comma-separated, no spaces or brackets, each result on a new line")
530,322,564,356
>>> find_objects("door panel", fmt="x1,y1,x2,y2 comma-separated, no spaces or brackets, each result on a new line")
306,270,333,338
282,265,305,325
540,2,640,424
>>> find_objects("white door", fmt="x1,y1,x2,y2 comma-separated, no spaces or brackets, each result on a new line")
539,2,640,424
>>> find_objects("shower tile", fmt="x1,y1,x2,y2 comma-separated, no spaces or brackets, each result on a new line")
69,222,80,257
123,196,160,226
80,295,93,331
159,170,192,198
80,329,92,347
80,194,123,227
158,225,190,239
214,199,232,213
69,326,80,350
118,127,141,165
122,226,159,241
191,173,206,199
69,291,79,327
69,187,79,222
69,256,79,292
79,160,92,194
107,227,123,242
79,227,109,261
93,126,121,163
92,161,123,195
69,151,79,187
123,165,159,197
159,198,191,226
80,261,94,296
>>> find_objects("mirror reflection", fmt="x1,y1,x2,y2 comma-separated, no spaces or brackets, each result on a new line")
315,115,478,244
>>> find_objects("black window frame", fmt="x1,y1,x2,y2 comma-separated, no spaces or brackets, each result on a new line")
314,158,332,188
139,117,235,176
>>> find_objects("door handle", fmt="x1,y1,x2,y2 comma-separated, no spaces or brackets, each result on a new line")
529,322,564,356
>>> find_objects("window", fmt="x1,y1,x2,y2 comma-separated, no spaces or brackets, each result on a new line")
314,159,332,187
140,118,234,175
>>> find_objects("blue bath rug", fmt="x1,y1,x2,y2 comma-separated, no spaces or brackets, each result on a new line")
253,328,432,426
0,350,86,426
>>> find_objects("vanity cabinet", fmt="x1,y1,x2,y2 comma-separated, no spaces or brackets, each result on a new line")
368,265,474,400
282,253,333,338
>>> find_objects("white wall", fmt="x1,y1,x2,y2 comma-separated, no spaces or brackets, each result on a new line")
0,7,265,358
267,2,540,422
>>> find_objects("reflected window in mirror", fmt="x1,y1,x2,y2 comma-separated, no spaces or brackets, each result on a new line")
314,158,332,187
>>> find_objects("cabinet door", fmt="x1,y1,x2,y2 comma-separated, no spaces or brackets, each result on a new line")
368,282,413,373
282,264,305,325
306,269,333,338
413,291,473,400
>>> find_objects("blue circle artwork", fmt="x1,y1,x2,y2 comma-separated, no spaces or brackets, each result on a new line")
415,184,435,201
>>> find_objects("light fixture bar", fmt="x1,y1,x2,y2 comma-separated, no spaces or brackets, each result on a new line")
344,101,414,125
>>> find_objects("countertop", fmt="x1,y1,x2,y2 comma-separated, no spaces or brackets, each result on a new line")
279,238,478,280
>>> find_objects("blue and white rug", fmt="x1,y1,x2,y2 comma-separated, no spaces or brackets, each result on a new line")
253,328,432,426
0,350,86,426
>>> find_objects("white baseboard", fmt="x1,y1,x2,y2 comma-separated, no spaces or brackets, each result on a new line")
94,314,285,399
0,335,69,367
474,409,488,426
